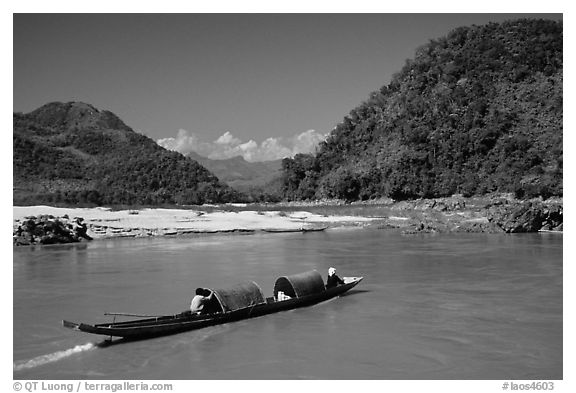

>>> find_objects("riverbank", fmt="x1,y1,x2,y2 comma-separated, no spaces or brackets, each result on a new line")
13,205,377,245
270,194,563,234
13,195,562,245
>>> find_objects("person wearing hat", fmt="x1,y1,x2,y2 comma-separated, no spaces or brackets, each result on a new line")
326,267,345,289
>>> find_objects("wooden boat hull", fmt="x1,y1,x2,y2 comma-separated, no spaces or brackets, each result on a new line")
63,277,362,339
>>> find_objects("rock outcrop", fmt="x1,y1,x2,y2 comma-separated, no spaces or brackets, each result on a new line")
384,195,563,235
13,215,93,245
487,200,563,233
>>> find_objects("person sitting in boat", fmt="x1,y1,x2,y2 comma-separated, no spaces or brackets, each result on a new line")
190,288,214,315
326,267,345,289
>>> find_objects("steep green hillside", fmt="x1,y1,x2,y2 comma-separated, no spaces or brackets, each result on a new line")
13,102,240,206
281,19,562,201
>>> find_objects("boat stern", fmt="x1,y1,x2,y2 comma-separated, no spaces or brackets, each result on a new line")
62,320,81,330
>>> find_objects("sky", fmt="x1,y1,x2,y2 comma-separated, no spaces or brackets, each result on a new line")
13,13,562,161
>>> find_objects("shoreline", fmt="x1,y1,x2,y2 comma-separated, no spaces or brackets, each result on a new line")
13,195,563,245
13,205,378,244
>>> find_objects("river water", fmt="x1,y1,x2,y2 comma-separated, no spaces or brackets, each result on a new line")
13,229,562,380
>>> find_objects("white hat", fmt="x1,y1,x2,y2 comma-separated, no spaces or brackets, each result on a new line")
328,267,336,276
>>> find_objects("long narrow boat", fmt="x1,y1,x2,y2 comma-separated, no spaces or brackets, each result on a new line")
63,270,363,340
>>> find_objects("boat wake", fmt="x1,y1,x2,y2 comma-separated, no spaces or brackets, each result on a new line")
13,343,95,372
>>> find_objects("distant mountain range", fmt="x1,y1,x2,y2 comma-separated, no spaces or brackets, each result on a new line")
13,102,240,206
186,151,282,192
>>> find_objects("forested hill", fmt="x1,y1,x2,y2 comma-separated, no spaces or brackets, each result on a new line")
281,19,563,201
13,102,240,206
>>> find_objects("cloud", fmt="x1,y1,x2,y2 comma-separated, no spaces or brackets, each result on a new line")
215,131,242,146
157,129,327,162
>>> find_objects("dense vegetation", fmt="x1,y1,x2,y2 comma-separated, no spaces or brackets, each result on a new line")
13,102,241,206
281,19,563,201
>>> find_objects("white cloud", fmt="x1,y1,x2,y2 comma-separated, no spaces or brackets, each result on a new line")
215,131,242,146
157,129,327,162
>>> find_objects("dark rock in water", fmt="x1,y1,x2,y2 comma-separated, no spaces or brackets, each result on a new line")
503,203,544,233
13,215,92,245
487,200,563,233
